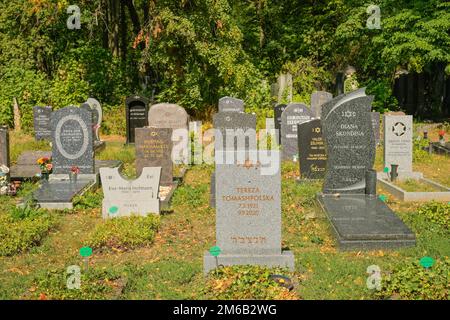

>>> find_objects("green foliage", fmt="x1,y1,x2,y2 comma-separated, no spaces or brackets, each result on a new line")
413,138,432,164
85,215,160,250
282,57,332,104
204,265,298,300
31,267,124,300
73,190,103,210
417,202,449,230
375,257,449,300
0,211,57,256
172,184,208,208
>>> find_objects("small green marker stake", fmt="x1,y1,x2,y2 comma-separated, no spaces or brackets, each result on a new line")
379,194,387,202
209,246,222,270
383,167,389,173
80,246,93,271
420,256,434,269
109,206,118,216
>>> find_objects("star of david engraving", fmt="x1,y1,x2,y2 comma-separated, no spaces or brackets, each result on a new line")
392,122,406,136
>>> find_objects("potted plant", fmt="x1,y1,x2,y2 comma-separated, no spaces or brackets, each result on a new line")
69,166,80,183
37,157,52,181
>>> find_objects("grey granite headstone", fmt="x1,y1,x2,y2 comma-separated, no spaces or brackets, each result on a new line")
148,103,189,164
218,96,244,113
383,115,415,176
321,88,375,194
204,155,294,273
311,91,333,118
0,126,9,170
51,106,94,175
371,112,381,145
100,167,161,218
297,119,327,179
281,103,313,160
125,95,149,144
33,106,53,141
135,127,173,186
213,112,257,164
273,104,287,144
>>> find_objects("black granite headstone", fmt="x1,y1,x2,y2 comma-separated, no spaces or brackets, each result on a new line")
297,119,326,179
33,106,52,141
273,104,287,144
125,95,149,144
51,106,94,174
281,103,313,160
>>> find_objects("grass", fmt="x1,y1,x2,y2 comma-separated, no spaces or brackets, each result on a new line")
0,128,448,300
394,179,441,192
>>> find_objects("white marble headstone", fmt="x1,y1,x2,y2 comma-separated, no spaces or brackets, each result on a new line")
100,167,161,218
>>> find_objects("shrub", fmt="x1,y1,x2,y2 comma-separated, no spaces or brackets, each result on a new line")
417,202,449,230
73,190,103,210
375,258,449,300
0,212,57,256
204,265,298,300
85,215,160,250
31,268,124,300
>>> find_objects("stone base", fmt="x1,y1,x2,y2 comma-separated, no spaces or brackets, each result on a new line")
317,194,416,251
377,176,450,202
203,251,295,275
377,171,423,180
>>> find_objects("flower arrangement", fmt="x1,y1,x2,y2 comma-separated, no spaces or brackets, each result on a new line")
0,165,9,195
71,166,80,175
37,157,53,174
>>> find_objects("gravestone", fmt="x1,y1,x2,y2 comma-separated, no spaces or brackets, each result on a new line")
218,96,244,113
148,103,189,164
371,112,380,145
10,151,51,180
82,98,103,141
100,167,161,218
311,91,333,119
33,106,53,140
383,115,417,177
51,106,94,175
125,95,150,144
135,127,173,186
321,89,375,194
204,155,294,273
273,104,287,144
213,112,257,164
281,103,313,160
297,119,327,179
0,126,9,169
317,89,415,250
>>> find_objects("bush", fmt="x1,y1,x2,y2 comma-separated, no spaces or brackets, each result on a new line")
417,202,449,230
73,190,103,210
85,215,160,250
413,138,432,164
31,268,124,300
375,258,449,300
0,212,57,256
204,265,298,300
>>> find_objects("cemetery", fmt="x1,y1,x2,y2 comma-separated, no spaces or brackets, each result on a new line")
0,1,449,303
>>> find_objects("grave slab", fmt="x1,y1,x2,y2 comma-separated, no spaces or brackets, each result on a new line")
317,194,416,250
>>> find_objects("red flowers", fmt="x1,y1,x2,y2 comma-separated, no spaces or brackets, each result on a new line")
71,166,80,174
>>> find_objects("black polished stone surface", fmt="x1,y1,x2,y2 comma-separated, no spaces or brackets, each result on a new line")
321,89,375,194
33,106,52,141
34,180,94,203
318,194,416,250
297,119,326,179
